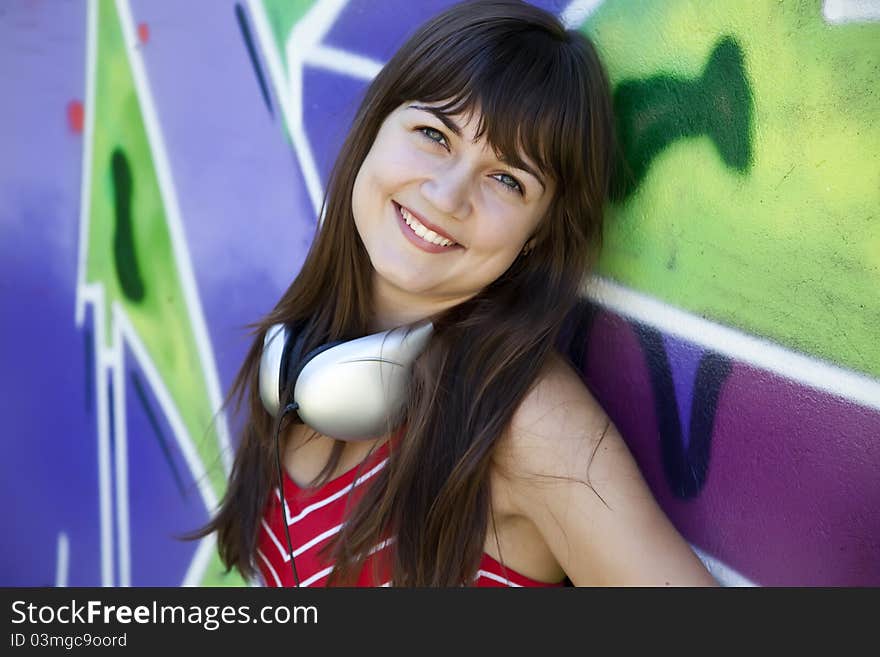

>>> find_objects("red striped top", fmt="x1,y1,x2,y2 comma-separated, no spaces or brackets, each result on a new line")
256,439,565,587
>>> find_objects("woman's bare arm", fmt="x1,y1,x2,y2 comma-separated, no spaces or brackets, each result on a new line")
495,355,718,587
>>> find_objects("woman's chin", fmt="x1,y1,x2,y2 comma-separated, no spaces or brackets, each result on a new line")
371,267,464,307
377,273,436,297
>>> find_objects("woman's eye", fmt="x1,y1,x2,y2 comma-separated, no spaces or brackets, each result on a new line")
417,126,448,149
493,173,523,195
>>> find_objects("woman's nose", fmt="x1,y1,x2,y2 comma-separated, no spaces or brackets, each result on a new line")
420,162,473,220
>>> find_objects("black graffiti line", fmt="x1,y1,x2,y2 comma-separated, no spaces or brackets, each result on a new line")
107,377,117,579
559,299,599,374
235,2,274,117
687,351,731,491
130,370,189,501
635,325,731,499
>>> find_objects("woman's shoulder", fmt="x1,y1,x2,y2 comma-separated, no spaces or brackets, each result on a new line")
491,352,718,586
493,350,616,482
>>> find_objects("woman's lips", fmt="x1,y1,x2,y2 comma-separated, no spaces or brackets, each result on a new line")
393,202,463,254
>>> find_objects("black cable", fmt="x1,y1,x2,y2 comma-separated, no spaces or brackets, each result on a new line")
274,402,301,587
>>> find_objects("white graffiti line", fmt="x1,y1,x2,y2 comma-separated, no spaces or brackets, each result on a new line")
246,0,325,220
115,309,220,514
115,0,233,476
182,534,219,587
560,0,606,29
308,45,383,80
284,0,351,221
75,0,115,588
75,0,98,328
74,0,228,585
78,285,115,586
248,0,381,222
691,545,757,587
246,0,344,220
584,276,880,412
78,285,220,586
117,307,221,586
55,532,70,588
245,0,297,144
823,0,880,23
111,303,131,586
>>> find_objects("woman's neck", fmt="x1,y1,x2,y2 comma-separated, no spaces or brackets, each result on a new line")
369,274,469,332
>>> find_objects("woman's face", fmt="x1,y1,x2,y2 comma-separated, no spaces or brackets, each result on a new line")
352,102,554,327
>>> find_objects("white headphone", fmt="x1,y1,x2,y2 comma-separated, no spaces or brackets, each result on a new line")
258,321,433,440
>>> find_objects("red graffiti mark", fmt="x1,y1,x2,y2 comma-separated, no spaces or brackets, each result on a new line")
138,22,150,45
67,100,84,134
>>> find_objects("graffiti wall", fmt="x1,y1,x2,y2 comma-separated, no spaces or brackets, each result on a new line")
1,0,877,586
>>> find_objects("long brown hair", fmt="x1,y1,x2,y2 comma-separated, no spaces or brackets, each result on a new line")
196,0,616,586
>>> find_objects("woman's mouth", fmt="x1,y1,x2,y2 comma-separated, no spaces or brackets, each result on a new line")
393,202,462,253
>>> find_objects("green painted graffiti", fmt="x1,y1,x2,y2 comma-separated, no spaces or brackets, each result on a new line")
87,0,242,586
613,36,752,200
260,0,314,73
582,0,880,379
110,148,145,302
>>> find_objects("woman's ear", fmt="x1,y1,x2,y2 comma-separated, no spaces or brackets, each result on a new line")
521,238,536,256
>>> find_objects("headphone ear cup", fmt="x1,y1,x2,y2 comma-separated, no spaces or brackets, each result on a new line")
259,320,311,417
279,320,351,411
284,338,346,405
259,322,350,418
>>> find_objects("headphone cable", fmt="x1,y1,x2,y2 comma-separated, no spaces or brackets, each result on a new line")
274,403,302,587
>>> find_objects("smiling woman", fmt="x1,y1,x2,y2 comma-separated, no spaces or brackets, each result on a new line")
191,0,717,588
352,103,554,328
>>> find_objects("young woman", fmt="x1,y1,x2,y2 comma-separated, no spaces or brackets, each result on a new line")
198,0,718,587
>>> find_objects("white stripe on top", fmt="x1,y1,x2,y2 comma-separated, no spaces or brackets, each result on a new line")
275,457,389,526
292,523,344,558
295,540,394,587
475,569,522,587
256,548,282,587
299,565,335,588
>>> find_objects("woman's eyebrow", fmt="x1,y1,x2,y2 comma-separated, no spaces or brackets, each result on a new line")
499,155,546,193
408,104,462,137
408,104,546,194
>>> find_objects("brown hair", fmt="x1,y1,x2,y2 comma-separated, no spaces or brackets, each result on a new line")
195,0,616,586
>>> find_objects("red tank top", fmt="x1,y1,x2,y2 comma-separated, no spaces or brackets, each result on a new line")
256,438,565,587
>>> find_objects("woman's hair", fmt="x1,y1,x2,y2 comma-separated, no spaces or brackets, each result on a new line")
197,0,616,586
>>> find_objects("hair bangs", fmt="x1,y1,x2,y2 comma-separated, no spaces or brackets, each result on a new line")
392,25,585,190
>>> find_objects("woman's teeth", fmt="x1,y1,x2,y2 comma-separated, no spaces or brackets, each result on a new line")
399,206,456,247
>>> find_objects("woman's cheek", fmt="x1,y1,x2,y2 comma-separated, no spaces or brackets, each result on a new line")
394,146,433,178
